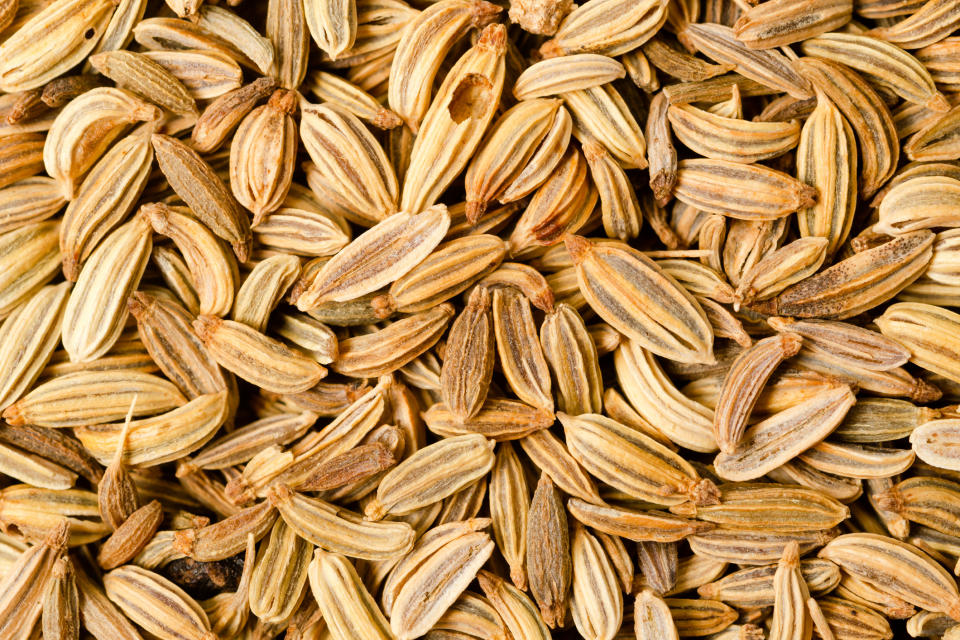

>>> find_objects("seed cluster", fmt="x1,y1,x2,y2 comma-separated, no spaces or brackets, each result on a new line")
3,0,960,638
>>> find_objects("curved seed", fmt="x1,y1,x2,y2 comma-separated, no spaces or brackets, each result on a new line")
713,385,856,481
713,333,803,454
819,533,960,619
62,216,151,363
192,314,326,395
801,32,949,111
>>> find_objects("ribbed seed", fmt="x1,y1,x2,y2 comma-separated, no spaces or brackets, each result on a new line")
229,89,297,225
0,521,68,639
698,558,841,608
142,204,236,317
635,588,679,640
751,230,934,319
876,476,960,538
713,333,803,454
389,520,494,639
142,50,243,100
540,0,669,58
794,57,898,198
75,391,229,467
270,485,413,560
801,33,949,111
569,523,622,640
507,147,594,258
150,133,251,262
817,596,893,640
295,205,449,310
190,77,278,154
645,91,677,206
232,254,301,332
668,102,799,163
559,412,720,507
489,442,529,590
674,158,817,220
677,483,849,532
713,384,856,481
0,423,101,484
911,419,960,471
562,83,647,169
61,215,151,363
365,433,494,520
690,528,838,566
526,472,571,628
0,0,115,92
89,50,196,116
876,302,960,383
665,597,738,636
376,234,505,316
794,90,857,256
613,341,717,453
681,22,813,99
478,262,556,313
567,235,714,364
734,0,852,47
440,286,494,421
514,54,624,100
643,36,734,82
127,292,228,399
0,220,61,319
799,440,915,478
540,302,602,414
877,176,960,233
192,314,326,395
768,542,812,640
248,517,311,624
0,282,69,410
253,206,350,258
42,555,78,640
465,98,568,222
492,287,553,412
567,498,712,542
791,346,940,402
2,369,183,430
0,177,65,236
819,533,960,619
331,304,454,378
173,499,276,562
104,565,214,640
387,0,501,133
770,316,909,372
97,499,163,570
904,104,960,161
866,0,960,49
478,569,552,640
307,71,399,128
400,24,507,213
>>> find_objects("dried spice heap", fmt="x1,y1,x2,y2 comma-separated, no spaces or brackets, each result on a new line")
4,0,960,637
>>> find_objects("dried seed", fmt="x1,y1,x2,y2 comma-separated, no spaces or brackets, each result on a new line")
104,564,215,640
819,533,960,619
192,315,326,395
526,472,571,628
713,333,803,454
150,133,251,262
365,433,494,520
713,384,856,481
559,412,720,506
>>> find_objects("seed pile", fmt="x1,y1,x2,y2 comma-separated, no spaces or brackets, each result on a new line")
3,0,960,637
